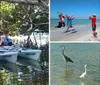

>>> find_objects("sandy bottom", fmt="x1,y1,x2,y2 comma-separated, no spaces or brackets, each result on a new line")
50,26,100,41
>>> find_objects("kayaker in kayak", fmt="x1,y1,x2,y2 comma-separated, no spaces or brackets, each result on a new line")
1,30,12,46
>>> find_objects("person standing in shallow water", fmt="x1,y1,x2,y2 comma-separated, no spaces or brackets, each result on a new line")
89,14,97,38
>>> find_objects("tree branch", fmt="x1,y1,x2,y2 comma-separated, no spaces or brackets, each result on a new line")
1,0,39,5
1,0,48,10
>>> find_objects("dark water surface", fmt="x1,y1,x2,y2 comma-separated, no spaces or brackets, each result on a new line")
0,50,48,85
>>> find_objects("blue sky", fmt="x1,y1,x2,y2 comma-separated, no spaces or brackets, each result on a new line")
50,0,100,19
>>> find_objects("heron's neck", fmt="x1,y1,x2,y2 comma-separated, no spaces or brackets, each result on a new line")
85,66,87,73
62,47,65,56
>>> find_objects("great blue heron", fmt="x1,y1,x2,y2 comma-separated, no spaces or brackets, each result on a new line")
60,45,74,64
80,64,87,78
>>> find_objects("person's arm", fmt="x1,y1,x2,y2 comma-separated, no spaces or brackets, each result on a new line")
0,38,1,45
89,16,92,20
0,37,4,45
70,16,75,20
72,17,75,20
58,12,62,15
0,41,2,45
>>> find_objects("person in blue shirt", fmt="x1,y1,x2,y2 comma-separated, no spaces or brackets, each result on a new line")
65,15,75,32
1,30,12,46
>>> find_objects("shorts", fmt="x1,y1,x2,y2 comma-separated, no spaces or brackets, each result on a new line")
62,22,65,27
67,22,72,27
92,24,96,31
56,22,62,28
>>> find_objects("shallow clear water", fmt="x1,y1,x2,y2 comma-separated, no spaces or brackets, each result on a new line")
50,19,100,30
50,43,100,85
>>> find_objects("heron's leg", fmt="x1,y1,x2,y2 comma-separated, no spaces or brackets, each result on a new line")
66,62,68,70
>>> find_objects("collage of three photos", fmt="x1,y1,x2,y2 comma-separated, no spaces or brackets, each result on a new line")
0,0,100,85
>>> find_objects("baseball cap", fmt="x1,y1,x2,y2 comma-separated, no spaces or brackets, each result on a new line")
93,14,96,16
4,30,9,34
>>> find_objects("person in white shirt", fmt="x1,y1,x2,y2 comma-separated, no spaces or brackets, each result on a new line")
62,16,65,27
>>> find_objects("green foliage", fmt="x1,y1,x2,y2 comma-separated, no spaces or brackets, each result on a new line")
0,1,48,36
0,1,15,15
0,1,18,36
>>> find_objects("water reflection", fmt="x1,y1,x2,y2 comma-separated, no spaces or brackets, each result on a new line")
0,61,17,73
0,57,48,85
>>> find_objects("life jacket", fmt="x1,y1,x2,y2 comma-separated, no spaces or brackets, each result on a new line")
2,38,12,46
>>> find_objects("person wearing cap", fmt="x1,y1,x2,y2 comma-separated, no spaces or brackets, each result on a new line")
89,14,97,38
1,30,12,46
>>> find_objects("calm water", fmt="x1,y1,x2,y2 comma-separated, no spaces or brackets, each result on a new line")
50,43,100,85
50,19,100,30
0,51,48,85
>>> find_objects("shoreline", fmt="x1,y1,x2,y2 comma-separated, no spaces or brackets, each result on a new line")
50,25,100,41
50,22,100,30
